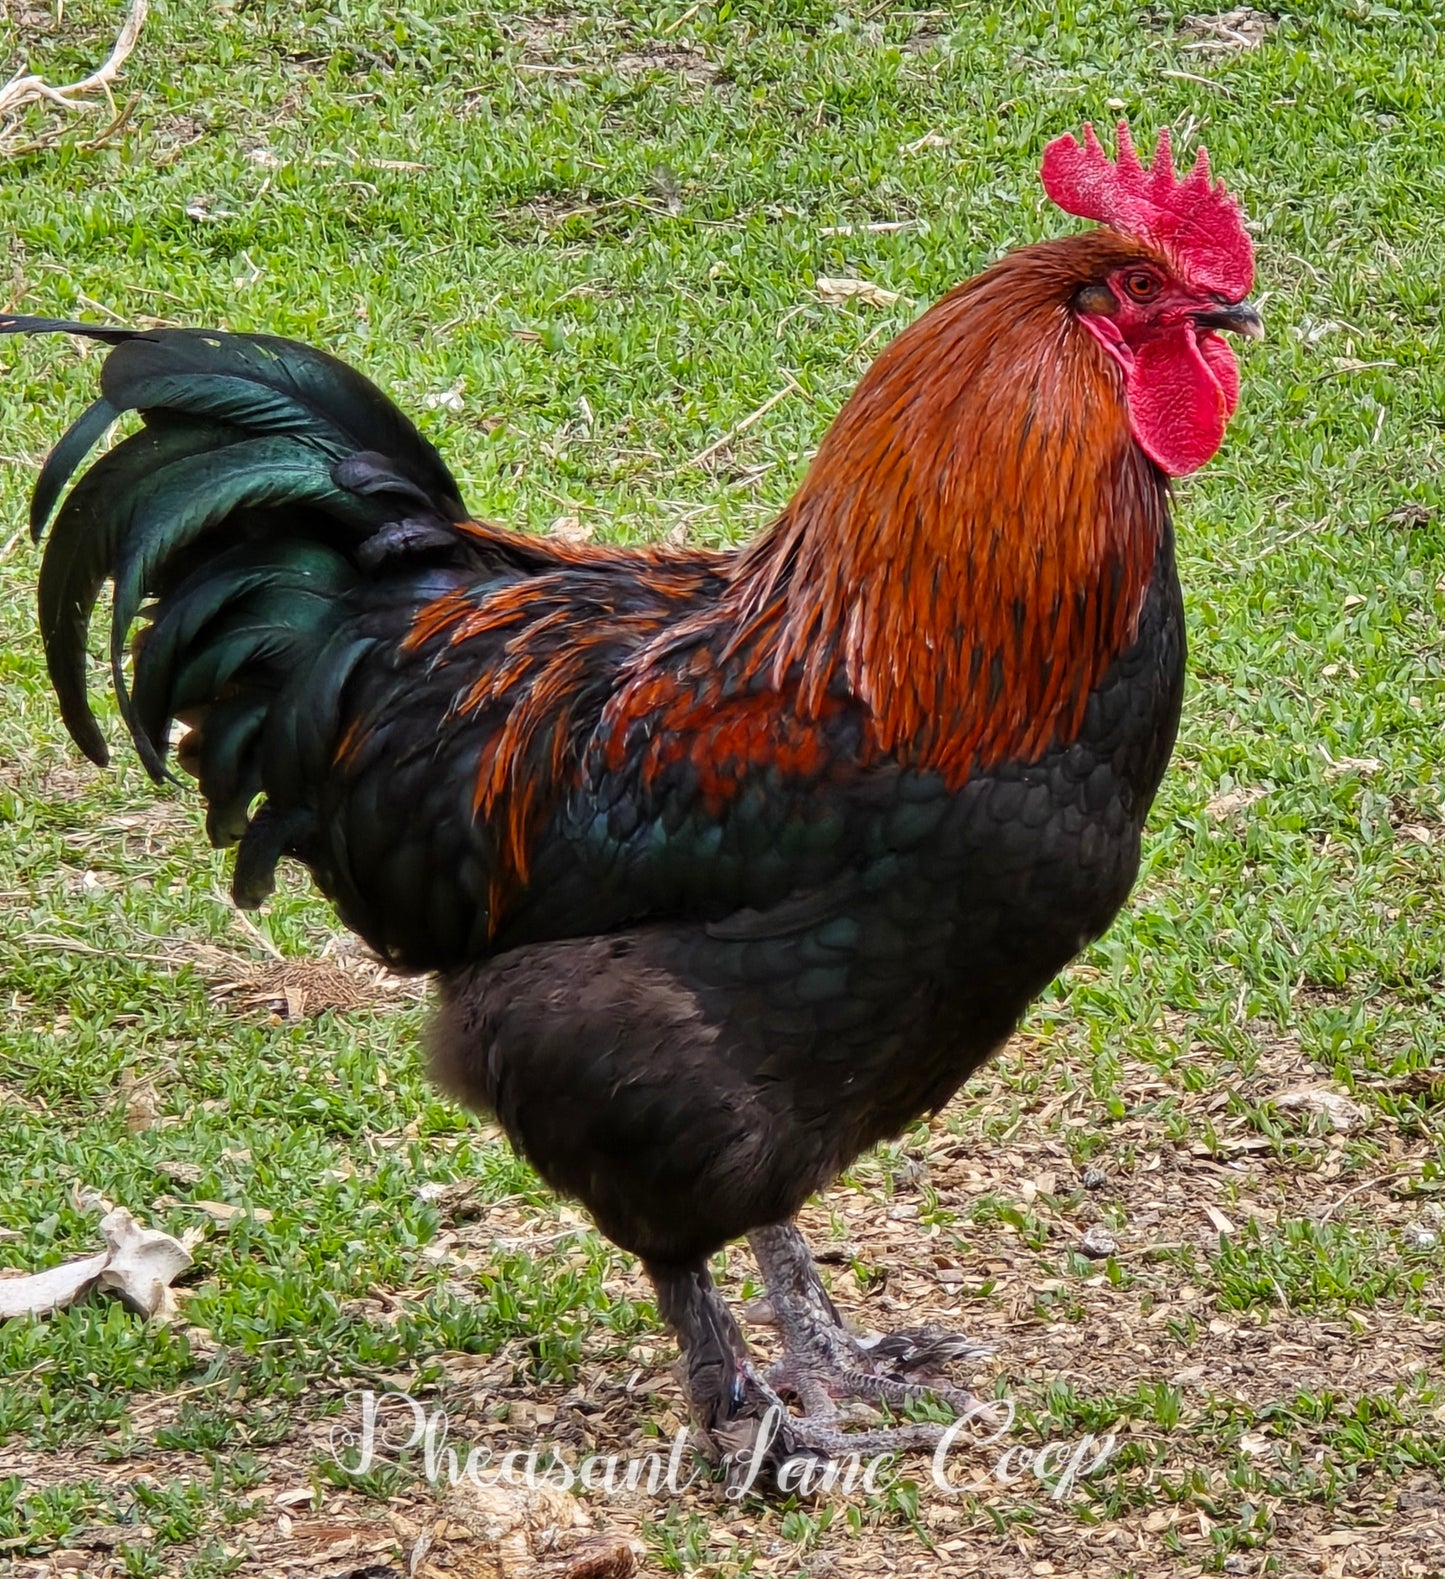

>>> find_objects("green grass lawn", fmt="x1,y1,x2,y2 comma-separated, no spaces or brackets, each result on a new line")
1,1,1443,1575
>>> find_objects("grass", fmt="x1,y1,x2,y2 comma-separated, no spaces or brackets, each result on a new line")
1,0,1443,1575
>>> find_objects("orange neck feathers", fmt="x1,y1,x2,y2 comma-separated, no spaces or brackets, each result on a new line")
727,232,1169,787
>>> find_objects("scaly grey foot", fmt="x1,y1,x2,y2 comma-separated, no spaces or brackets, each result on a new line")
748,1221,994,1422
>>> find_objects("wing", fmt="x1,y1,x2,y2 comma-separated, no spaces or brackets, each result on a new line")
312,546,732,966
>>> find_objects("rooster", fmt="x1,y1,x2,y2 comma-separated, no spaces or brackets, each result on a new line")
4,123,1259,1473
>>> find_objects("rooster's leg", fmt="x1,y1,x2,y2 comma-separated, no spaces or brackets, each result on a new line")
647,1259,959,1486
747,1222,990,1421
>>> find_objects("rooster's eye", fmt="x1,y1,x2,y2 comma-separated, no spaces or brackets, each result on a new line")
1123,271,1161,301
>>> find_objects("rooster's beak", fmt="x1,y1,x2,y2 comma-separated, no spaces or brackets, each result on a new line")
1196,300,1264,340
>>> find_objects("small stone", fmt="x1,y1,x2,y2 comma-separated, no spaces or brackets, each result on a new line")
157,1160,202,1188
1081,1167,1108,1191
1079,1225,1118,1259
893,1158,929,1189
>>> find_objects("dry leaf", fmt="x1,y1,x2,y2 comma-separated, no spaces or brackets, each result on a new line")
1204,1205,1237,1236
185,195,238,222
423,379,466,412
416,1179,487,1225
815,276,901,309
1319,748,1384,778
1181,8,1273,51
71,1181,114,1215
548,515,594,544
116,1070,160,1133
195,1200,274,1224
0,1208,191,1321
1274,1086,1367,1133
442,1482,639,1578
1205,786,1266,820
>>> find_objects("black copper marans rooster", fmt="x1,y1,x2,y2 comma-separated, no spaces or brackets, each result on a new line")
5,124,1259,1469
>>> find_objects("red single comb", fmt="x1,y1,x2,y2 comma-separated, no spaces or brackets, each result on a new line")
1040,120,1253,300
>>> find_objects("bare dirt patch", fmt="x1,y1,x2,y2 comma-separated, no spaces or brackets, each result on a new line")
1180,9,1276,52
613,44,718,86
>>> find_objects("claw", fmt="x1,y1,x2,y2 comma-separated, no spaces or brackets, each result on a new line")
748,1223,991,1424
649,1234,998,1499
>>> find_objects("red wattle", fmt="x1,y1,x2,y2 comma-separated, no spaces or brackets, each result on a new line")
1199,330,1240,416
1124,330,1232,476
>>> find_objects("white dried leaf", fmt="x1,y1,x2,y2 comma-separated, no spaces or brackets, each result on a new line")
184,195,238,222
1319,748,1384,778
1296,317,1345,347
1274,1086,1367,1132
1204,1204,1238,1236
95,1208,193,1319
815,276,901,309
71,1182,114,1215
423,379,466,412
0,1208,192,1322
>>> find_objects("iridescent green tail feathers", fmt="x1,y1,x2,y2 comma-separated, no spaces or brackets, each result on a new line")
2,314,472,899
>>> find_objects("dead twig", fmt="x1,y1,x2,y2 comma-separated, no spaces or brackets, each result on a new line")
1159,67,1236,97
684,374,803,471
1317,1167,1422,1224
0,0,148,154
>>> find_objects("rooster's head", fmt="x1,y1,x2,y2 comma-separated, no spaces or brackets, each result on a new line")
1042,120,1261,476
